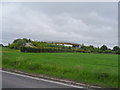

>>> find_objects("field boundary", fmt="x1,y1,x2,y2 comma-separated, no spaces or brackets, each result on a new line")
1,68,101,89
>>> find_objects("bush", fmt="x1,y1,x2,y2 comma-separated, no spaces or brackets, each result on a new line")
20,46,74,53
75,49,86,53
100,45,108,50
102,50,113,54
115,50,120,54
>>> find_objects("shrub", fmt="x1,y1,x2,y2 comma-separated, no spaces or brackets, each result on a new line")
20,46,74,53
115,50,120,54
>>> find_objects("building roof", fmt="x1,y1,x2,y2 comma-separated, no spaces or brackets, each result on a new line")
52,42,81,46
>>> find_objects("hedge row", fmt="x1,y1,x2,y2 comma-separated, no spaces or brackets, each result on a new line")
20,47,88,53
20,46,120,54
20,47,74,53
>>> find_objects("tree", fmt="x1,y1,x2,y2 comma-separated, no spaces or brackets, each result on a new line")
28,39,32,42
80,45,86,50
113,46,119,51
23,38,29,43
100,45,108,50
13,39,21,43
8,43,17,49
89,45,94,48
16,39,27,46
23,38,32,43
9,39,27,49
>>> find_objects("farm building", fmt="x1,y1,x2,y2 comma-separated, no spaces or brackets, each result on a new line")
52,42,81,48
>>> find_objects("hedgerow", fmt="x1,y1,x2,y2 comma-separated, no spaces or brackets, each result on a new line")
20,47,75,53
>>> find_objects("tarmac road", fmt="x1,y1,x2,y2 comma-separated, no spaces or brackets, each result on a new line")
2,70,86,88
1,70,117,90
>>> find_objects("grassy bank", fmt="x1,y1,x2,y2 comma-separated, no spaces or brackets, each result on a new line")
2,47,118,88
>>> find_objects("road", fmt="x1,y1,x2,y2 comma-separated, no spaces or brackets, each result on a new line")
2,70,87,88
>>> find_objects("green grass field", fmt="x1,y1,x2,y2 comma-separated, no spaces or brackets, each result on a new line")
1,47,118,88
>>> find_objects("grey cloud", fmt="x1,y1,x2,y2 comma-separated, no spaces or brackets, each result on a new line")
1,2,118,48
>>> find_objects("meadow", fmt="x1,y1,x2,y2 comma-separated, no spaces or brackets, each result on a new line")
1,47,118,88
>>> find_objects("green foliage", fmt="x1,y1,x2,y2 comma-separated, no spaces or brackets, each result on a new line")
101,50,113,54
32,41,72,49
20,46,96,53
16,39,26,46
20,46,73,53
7,38,120,54
115,50,120,54
100,45,108,51
80,45,99,53
113,46,119,51
8,38,31,49
8,43,17,49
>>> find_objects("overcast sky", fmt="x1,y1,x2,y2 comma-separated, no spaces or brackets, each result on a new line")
1,2,118,48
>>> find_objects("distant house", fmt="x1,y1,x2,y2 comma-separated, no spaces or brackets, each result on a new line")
52,42,81,48
25,43,33,47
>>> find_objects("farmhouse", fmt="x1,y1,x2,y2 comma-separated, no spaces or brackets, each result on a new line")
52,42,81,48
25,43,33,47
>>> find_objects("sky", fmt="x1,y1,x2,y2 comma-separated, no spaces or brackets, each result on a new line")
1,2,118,48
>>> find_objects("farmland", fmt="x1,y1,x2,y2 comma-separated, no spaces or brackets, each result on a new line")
2,47,118,88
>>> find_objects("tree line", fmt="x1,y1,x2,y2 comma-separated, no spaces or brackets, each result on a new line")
1,38,120,54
